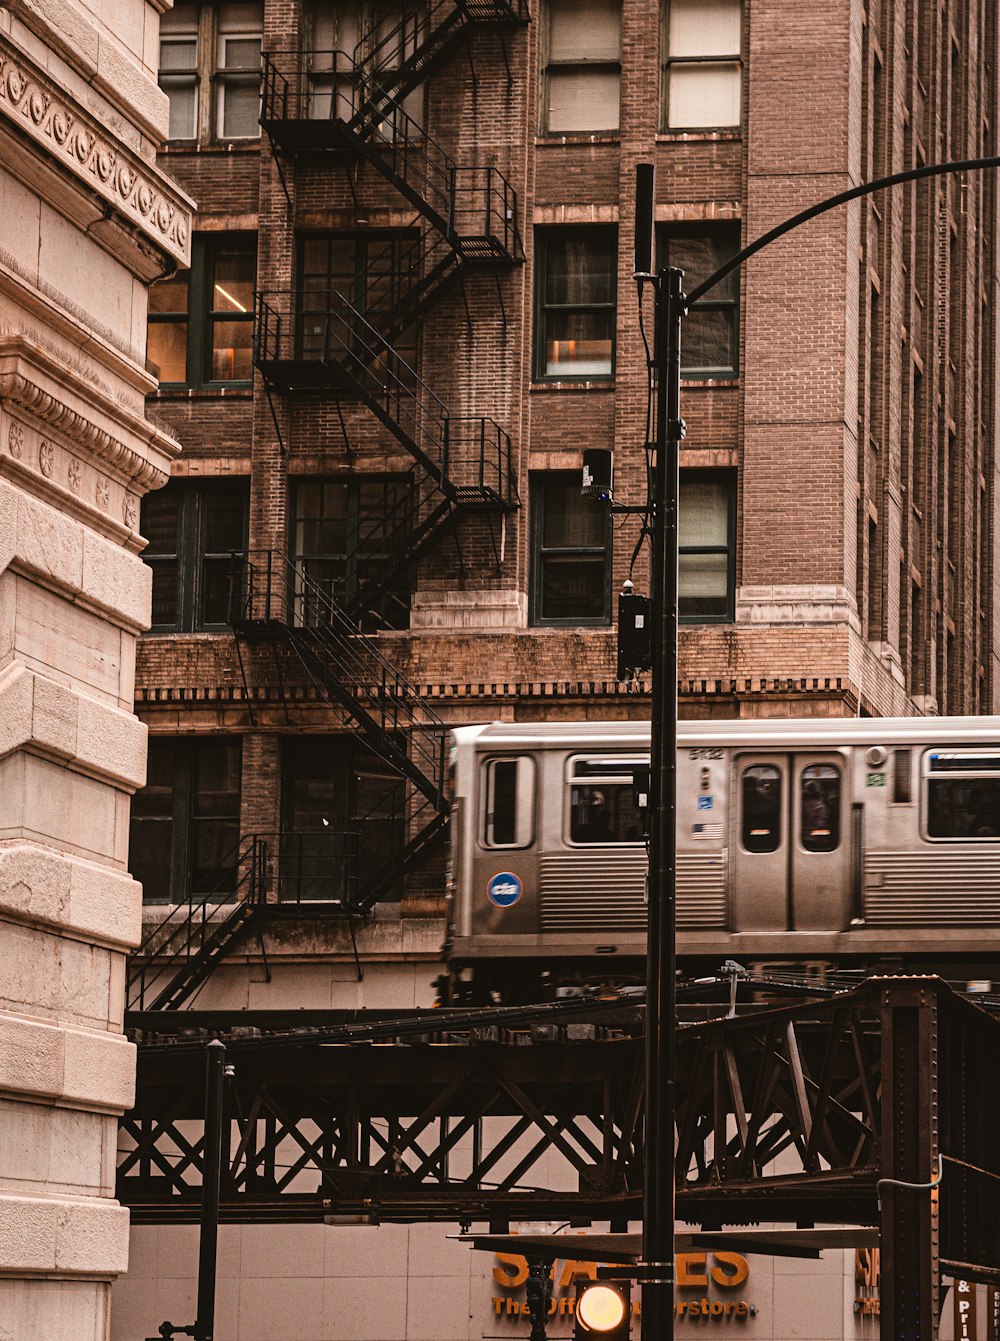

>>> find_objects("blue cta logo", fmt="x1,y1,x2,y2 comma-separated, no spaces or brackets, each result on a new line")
486,871,523,908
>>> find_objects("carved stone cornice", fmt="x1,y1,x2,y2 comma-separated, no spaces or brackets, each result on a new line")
0,335,178,494
0,36,193,271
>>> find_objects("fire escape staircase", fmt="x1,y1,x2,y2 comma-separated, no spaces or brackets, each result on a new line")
126,831,365,1014
228,550,451,896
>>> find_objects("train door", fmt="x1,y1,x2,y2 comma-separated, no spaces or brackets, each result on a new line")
731,752,851,931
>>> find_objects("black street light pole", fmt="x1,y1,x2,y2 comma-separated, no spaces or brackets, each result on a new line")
634,151,1000,1341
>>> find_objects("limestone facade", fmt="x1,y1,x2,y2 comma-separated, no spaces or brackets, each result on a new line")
0,0,191,1332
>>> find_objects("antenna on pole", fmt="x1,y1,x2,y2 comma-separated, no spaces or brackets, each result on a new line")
634,163,655,278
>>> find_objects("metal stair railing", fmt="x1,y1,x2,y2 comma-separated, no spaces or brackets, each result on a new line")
230,551,449,814
260,50,521,260
353,0,530,108
126,834,266,1012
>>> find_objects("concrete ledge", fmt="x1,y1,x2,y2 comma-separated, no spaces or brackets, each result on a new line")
0,1191,129,1276
0,662,146,790
0,1013,134,1110
0,843,141,949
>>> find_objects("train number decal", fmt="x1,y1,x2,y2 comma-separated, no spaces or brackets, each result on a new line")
487,872,523,908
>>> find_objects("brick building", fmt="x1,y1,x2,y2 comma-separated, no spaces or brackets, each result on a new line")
127,0,1000,1004
113,1,1000,1335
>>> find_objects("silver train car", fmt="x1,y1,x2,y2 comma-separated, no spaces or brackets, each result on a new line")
447,717,1000,999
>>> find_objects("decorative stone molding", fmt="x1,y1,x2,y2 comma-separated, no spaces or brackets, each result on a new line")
0,37,192,270
0,335,178,495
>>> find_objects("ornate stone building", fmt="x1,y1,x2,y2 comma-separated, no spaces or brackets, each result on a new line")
0,0,190,1334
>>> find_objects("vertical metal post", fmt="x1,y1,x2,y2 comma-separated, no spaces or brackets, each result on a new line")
879,985,939,1340
641,265,684,1341
196,1039,227,1341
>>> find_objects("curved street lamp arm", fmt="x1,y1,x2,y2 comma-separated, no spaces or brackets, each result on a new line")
686,153,1000,307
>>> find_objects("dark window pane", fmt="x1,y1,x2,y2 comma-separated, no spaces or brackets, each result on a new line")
541,483,606,548
150,560,180,626
486,759,518,846
801,765,841,852
193,739,242,815
204,488,247,554
742,765,781,852
129,819,174,902
570,783,643,843
143,490,180,555
540,555,606,620
201,557,233,625
684,309,736,372
928,778,1000,838
211,247,255,312
545,237,615,305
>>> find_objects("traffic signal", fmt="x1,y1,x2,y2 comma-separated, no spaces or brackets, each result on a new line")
574,1280,631,1341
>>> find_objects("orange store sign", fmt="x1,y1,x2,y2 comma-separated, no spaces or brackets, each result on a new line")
490,1250,756,1325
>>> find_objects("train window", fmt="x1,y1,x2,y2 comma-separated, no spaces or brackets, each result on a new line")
800,765,841,852
927,777,1000,839
892,749,912,803
741,765,781,853
482,757,534,848
568,757,646,844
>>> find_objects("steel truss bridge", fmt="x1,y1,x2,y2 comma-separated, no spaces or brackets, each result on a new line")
119,976,1000,1338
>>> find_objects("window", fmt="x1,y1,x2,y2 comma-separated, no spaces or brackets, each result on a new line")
662,0,742,130
148,234,256,388
568,758,645,845
535,230,616,380
292,477,412,630
543,0,622,134
307,2,422,121
482,757,535,848
679,470,736,622
282,736,405,900
658,225,739,376
297,233,418,371
925,752,1000,839
800,765,841,852
129,737,242,903
141,479,249,631
741,765,781,852
159,2,262,144
531,473,611,625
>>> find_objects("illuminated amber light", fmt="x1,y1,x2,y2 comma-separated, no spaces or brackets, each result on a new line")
577,1285,626,1332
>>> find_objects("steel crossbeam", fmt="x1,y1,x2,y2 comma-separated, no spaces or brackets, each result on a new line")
119,978,1000,1338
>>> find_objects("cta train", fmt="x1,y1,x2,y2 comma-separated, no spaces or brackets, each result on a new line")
446,717,1000,1000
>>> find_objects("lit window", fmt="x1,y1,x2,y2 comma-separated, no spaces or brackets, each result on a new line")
531,473,611,625
543,0,621,134
658,224,739,376
141,479,249,632
536,230,616,380
147,235,256,388
663,0,742,130
679,470,735,622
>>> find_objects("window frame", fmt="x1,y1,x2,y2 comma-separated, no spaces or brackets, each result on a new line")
148,233,257,390
480,756,536,850
660,0,743,133
214,27,264,140
658,222,740,378
129,736,243,905
290,474,414,630
534,227,618,383
159,1,263,146
530,471,613,627
564,755,647,848
142,478,250,633
541,0,623,136
922,750,1000,842
678,468,737,625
